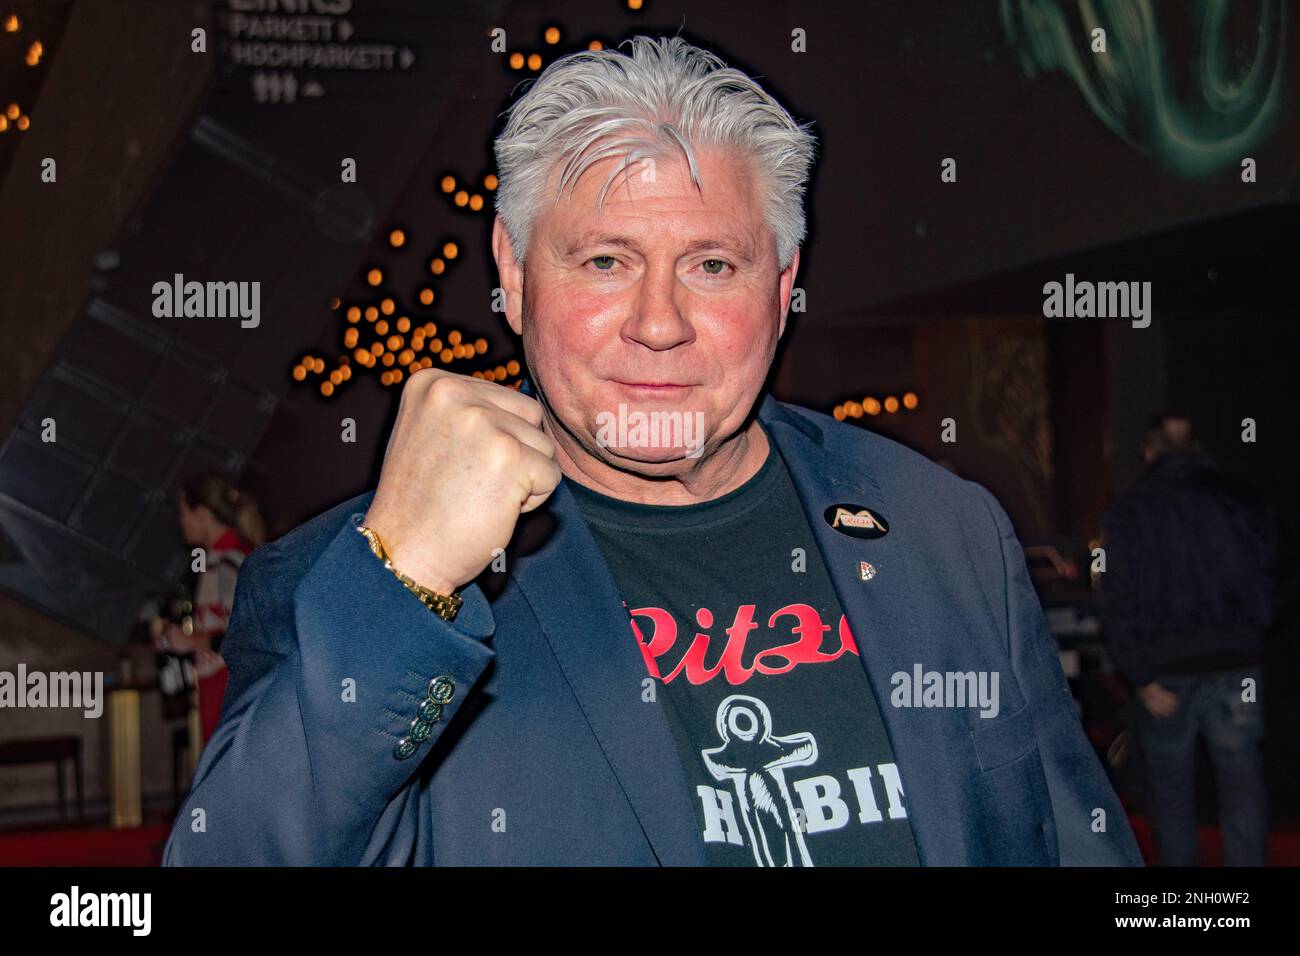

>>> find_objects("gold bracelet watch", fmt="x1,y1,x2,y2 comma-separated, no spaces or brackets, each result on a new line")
356,524,463,622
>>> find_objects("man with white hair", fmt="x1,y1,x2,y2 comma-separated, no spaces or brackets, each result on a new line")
165,36,1141,866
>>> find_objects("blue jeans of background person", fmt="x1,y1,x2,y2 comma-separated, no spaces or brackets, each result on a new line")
1136,666,1267,866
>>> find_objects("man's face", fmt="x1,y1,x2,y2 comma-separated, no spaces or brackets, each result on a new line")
1162,416,1193,447
497,145,799,477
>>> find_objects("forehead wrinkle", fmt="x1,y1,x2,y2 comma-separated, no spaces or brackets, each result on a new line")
553,152,767,264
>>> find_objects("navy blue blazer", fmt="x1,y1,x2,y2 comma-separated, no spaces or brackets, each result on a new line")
164,395,1143,866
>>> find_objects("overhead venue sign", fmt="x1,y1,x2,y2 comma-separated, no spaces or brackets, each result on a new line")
215,0,419,103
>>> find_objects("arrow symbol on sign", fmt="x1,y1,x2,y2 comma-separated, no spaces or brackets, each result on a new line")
337,18,353,41
399,47,415,69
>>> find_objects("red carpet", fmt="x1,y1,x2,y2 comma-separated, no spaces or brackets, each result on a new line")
0,821,170,866
1,815,1296,866
1128,814,1300,866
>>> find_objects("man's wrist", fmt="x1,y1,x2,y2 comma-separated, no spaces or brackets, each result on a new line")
358,517,461,592
356,523,463,621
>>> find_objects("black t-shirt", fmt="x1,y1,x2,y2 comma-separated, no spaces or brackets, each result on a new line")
569,427,920,867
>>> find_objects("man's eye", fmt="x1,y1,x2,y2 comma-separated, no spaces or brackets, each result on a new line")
701,259,729,275
590,255,617,271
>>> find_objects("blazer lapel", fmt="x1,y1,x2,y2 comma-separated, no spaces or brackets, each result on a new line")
508,480,706,866
758,395,977,865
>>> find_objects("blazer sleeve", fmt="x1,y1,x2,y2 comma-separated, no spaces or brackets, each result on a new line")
163,510,496,865
975,485,1145,866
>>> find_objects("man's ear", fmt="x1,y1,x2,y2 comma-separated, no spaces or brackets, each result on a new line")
492,216,525,336
777,246,801,339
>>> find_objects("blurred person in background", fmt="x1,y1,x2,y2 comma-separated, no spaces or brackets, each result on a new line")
1099,414,1277,865
150,474,265,746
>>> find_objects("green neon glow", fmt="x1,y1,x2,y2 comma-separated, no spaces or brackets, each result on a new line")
1001,0,1286,178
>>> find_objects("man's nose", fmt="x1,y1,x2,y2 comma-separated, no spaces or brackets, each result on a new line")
622,261,694,351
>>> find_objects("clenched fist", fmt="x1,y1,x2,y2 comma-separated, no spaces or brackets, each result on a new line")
361,369,562,595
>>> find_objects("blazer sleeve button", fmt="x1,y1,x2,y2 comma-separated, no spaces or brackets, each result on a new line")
417,698,443,723
427,675,455,704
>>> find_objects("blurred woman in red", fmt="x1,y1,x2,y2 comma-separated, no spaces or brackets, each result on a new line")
151,475,265,745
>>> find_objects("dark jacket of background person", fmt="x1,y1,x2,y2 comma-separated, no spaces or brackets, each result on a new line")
1098,451,1277,688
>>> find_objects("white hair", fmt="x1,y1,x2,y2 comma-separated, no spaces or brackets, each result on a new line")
493,35,817,269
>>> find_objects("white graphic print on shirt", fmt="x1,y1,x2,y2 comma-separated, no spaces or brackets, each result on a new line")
702,694,818,866
697,693,909,866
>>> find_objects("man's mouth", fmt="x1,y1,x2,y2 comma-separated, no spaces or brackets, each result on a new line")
613,381,693,391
